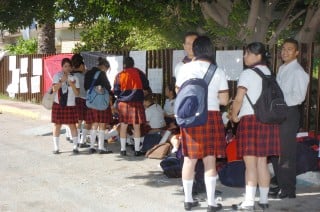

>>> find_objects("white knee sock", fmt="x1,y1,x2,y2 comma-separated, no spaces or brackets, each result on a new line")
53,137,59,151
134,137,140,151
205,175,217,206
77,129,81,143
120,138,126,151
80,129,88,144
243,185,256,206
90,130,97,148
72,137,78,150
259,187,269,204
98,130,105,150
182,179,194,203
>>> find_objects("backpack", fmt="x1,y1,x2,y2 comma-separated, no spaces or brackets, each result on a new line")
174,64,217,128
246,68,288,124
86,71,110,111
160,155,182,178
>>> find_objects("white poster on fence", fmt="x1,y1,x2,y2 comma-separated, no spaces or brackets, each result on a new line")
9,56,16,71
20,57,28,74
19,77,28,93
32,58,43,76
216,50,243,81
12,68,20,84
106,55,123,90
31,76,40,93
172,50,185,77
148,68,163,94
129,50,147,73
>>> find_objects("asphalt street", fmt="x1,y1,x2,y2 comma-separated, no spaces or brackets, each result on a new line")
0,100,319,212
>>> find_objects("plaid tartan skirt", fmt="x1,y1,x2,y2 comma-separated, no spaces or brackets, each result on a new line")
117,101,146,124
86,107,112,124
51,103,78,124
75,97,87,121
181,111,226,159
236,115,280,157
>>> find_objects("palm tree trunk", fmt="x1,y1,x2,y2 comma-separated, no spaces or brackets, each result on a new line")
37,22,55,54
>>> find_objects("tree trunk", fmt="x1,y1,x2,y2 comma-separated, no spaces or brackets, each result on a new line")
296,6,320,44
37,22,55,54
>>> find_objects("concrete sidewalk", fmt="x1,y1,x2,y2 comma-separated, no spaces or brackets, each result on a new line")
0,99,51,121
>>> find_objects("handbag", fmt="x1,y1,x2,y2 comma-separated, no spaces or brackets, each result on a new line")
86,71,110,111
42,88,55,110
146,143,171,159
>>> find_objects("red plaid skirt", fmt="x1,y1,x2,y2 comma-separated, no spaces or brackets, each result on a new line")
181,111,226,159
236,115,280,157
117,101,146,124
51,103,78,124
86,107,112,124
76,97,87,121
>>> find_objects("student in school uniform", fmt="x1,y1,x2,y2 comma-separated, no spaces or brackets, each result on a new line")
51,58,80,154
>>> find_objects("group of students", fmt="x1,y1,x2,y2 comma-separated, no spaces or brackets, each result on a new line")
174,32,309,211
50,33,309,211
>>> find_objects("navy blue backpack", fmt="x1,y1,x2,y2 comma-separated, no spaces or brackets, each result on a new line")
174,64,217,128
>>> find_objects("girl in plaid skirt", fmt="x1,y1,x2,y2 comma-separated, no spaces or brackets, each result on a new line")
114,57,150,156
176,36,229,211
84,57,113,154
51,58,80,154
231,42,280,211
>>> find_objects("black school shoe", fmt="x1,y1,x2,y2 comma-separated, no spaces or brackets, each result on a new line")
53,150,60,154
278,192,296,199
98,149,113,154
257,203,269,210
89,148,96,154
120,150,127,156
134,151,145,156
184,200,199,211
72,149,79,154
207,203,222,212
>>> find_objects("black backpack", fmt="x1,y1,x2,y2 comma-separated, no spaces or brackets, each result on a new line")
246,68,288,124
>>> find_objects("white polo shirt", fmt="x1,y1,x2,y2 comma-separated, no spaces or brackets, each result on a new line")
145,104,166,129
237,65,271,118
175,60,229,111
52,71,80,106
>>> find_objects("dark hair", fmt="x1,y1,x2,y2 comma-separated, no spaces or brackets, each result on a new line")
144,93,155,104
192,36,215,63
97,57,110,68
61,58,72,67
166,80,176,99
71,53,84,69
123,56,134,68
184,31,199,43
245,42,271,67
283,38,299,50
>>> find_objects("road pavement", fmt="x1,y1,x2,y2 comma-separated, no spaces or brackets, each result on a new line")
0,99,319,211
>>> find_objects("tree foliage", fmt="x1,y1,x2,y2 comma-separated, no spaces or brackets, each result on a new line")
4,38,37,55
0,0,319,53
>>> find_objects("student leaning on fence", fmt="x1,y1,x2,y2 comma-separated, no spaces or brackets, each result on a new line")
51,58,80,154
175,36,229,212
84,57,113,154
230,42,280,211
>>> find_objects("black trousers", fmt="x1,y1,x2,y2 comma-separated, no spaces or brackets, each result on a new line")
271,106,300,194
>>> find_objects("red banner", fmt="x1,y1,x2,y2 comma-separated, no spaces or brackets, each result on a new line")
43,54,73,93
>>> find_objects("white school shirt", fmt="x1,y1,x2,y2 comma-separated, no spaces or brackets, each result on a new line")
145,104,166,129
237,65,271,118
276,59,309,106
163,98,175,116
175,60,229,111
52,71,80,106
174,61,184,78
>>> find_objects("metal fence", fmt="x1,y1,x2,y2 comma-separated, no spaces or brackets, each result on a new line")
0,45,319,134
